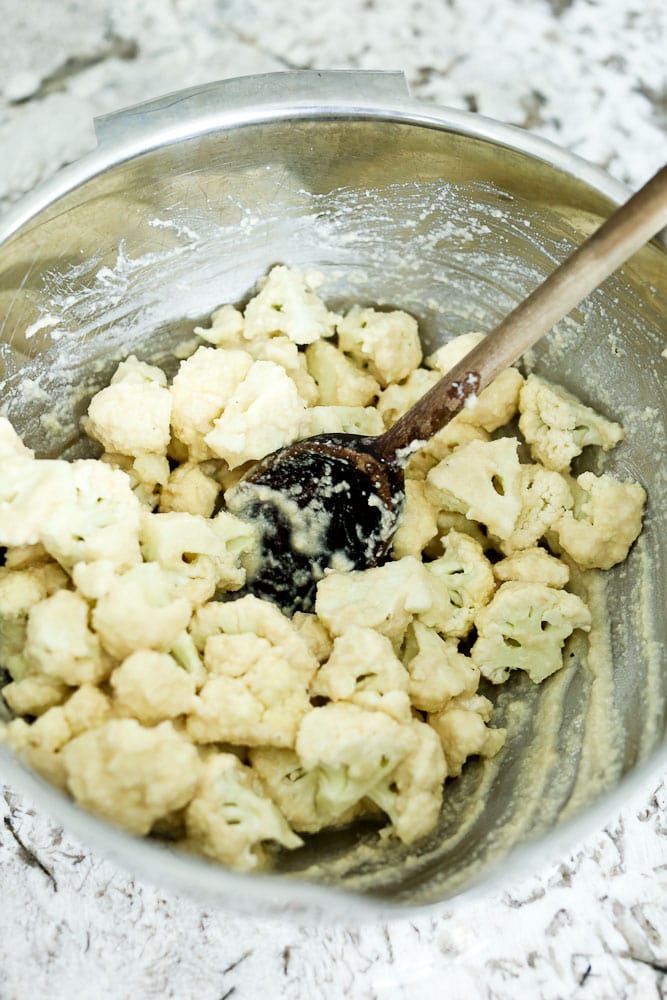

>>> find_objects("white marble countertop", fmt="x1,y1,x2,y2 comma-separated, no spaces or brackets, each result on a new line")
1,1,666,997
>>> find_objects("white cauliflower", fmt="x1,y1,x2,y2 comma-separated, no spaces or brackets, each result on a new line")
85,563,193,661
401,621,479,713
290,612,333,664
377,368,440,427
556,471,646,570
204,360,306,469
306,339,380,406
140,510,256,602
391,479,439,559
426,438,522,541
158,462,221,517
101,452,170,509
194,303,244,347
296,704,445,844
472,581,592,684
493,547,570,588
0,418,34,458
4,684,111,788
25,590,110,686
85,356,172,457
185,752,302,869
168,630,208,690
499,464,573,554
429,693,506,777
110,650,197,724
190,595,318,685
366,719,446,844
242,335,319,406
405,422,490,481
519,374,624,471
311,626,412,721
315,556,452,647
243,265,339,344
425,530,495,638
427,332,524,433
170,346,253,461
0,562,69,680
249,747,367,834
298,405,384,439
336,306,422,387
187,631,313,748
2,674,70,717
63,719,200,835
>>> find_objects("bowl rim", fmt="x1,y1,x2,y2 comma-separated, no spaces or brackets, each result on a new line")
0,70,665,919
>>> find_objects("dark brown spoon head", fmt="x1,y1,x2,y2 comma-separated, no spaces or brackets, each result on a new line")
225,433,405,614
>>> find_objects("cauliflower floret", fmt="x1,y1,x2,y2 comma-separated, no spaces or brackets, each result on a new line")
366,719,446,844
158,461,220,517
101,452,170,509
110,650,197,724
311,626,412,721
110,355,168,387
2,674,70,717
170,346,253,461
168,630,208,690
518,374,624,472
250,747,368,834
429,693,506,777
204,360,306,469
4,684,110,781
472,581,592,684
298,405,384,439
62,683,111,735
140,510,256,602
426,438,522,541
555,471,646,570
43,460,142,572
391,479,439,559
315,556,452,647
85,359,172,457
296,704,445,844
4,706,73,788
185,752,302,869
243,265,339,344
0,418,34,459
0,563,69,680
377,368,440,427
190,595,318,685
337,306,422,387
425,530,495,638
499,464,573,554
62,719,200,835
187,632,313,748
194,304,244,347
85,563,193,661
427,332,524,432
291,612,333,663
405,422,490,481
306,339,380,406
25,590,110,686
295,702,417,819
243,335,319,405
493,547,570,588
401,621,479,712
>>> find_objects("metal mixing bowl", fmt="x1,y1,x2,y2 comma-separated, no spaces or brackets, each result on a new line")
0,71,665,919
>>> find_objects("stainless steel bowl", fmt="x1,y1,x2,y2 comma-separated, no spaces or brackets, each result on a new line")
1,71,665,919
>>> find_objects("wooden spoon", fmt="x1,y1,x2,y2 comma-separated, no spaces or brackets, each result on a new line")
226,164,667,614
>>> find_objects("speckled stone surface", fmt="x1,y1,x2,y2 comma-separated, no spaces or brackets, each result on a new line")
1,2,666,998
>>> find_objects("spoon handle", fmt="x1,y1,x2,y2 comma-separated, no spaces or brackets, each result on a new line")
378,163,667,461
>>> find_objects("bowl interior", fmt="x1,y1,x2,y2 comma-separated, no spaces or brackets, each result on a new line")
1,116,666,906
